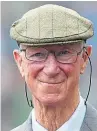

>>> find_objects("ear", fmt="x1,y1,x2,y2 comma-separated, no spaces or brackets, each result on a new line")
80,45,92,74
13,49,25,77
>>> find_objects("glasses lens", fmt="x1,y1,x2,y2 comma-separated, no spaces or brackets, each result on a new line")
25,47,80,64
26,47,48,61
56,49,77,63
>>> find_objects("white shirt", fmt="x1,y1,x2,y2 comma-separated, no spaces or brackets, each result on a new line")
32,97,86,131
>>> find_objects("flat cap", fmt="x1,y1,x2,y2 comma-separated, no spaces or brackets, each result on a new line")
10,4,94,46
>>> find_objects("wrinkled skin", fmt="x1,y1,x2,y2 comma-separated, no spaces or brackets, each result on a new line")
13,43,92,130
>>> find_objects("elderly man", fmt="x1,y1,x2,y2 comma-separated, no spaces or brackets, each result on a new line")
10,4,97,131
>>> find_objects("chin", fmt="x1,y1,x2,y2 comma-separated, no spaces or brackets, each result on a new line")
37,94,65,107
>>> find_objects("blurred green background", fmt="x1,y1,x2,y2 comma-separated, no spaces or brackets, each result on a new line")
1,1,97,131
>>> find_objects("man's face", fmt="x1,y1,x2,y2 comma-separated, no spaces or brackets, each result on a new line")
14,43,91,106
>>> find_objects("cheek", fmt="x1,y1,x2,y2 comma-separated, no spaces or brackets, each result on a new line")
23,63,44,89
60,62,81,87
64,59,81,75
60,64,75,77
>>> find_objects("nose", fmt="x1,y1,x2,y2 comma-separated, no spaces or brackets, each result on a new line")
43,54,61,77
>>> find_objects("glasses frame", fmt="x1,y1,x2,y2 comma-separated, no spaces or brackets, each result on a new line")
20,46,84,64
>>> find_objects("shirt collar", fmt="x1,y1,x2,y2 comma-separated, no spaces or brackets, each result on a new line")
32,96,86,131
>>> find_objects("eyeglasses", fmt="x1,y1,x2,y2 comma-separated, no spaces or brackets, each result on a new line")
20,46,83,64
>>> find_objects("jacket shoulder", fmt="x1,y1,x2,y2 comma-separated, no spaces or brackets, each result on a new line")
10,121,27,131
10,112,32,131
81,103,97,131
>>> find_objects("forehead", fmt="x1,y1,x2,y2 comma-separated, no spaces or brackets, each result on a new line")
20,42,83,50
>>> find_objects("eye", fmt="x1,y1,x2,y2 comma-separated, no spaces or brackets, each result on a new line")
29,52,46,59
57,50,70,56
33,53,44,56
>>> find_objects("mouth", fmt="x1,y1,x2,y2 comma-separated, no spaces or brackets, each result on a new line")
38,80,64,85
37,79,65,93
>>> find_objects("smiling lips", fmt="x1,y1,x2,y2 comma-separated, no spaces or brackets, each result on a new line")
38,80,64,85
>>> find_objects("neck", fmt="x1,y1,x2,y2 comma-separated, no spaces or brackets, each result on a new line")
32,92,80,131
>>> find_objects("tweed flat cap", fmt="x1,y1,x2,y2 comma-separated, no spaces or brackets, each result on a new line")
10,4,94,46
